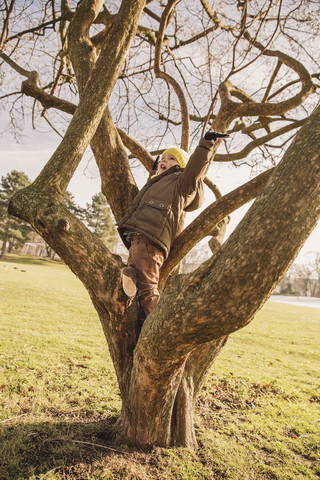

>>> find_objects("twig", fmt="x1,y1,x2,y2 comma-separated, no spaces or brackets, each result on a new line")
154,0,190,150
71,439,126,454
39,467,62,479
0,413,28,423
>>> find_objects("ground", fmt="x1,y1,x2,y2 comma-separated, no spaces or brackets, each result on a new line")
0,255,319,480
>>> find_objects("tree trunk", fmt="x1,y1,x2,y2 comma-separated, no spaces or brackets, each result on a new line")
171,336,228,448
0,237,7,258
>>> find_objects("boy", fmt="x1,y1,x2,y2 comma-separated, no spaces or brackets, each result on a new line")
118,130,228,321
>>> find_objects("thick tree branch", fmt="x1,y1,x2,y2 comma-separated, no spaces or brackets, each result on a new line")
20,79,76,114
26,0,146,197
118,129,155,171
0,52,39,83
8,187,139,399
160,167,275,285
163,107,319,354
65,2,141,220
90,111,139,221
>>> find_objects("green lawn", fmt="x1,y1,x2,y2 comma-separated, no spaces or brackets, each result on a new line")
0,255,319,480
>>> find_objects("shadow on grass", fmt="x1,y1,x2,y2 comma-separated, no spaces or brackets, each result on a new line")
0,416,130,479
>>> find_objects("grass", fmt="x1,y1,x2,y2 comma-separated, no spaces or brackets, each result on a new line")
0,254,319,480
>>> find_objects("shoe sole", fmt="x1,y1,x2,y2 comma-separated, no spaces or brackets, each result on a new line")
122,267,137,297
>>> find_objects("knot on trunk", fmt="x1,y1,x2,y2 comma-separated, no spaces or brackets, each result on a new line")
57,219,70,232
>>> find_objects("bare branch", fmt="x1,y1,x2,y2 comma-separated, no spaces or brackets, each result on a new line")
143,6,161,23
214,119,306,162
203,177,222,200
6,14,72,43
213,41,315,132
262,59,283,103
0,0,15,49
118,129,154,171
171,25,217,50
200,0,234,32
154,0,190,151
226,0,283,80
20,78,76,114
0,52,39,83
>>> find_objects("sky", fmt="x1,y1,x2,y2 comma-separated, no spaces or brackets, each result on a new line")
0,114,319,266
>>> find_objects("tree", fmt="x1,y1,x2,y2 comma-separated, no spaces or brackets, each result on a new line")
313,254,320,297
64,191,86,220
0,170,32,258
85,193,117,249
1,1,320,449
287,254,320,297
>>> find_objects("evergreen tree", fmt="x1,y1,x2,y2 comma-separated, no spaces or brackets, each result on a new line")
64,191,86,220
85,193,117,249
0,170,32,258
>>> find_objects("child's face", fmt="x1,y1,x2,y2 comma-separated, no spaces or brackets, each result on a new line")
157,153,179,174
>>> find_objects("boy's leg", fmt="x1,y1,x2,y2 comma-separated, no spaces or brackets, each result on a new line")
127,235,165,317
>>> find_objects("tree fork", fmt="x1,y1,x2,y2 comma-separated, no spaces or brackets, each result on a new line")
113,104,320,449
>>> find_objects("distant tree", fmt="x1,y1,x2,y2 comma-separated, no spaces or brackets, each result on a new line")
64,191,86,220
0,170,32,258
313,254,320,297
279,280,297,296
85,193,117,249
295,254,320,297
295,263,314,296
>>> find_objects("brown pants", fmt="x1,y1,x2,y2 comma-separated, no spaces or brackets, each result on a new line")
127,235,165,317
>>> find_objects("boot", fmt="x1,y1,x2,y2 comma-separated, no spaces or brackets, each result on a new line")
121,266,137,297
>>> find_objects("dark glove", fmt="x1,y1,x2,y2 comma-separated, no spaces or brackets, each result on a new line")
152,155,160,171
204,130,229,141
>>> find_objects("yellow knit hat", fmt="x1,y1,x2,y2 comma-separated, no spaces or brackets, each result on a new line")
162,147,189,168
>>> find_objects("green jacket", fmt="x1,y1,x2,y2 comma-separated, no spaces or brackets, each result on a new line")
118,138,215,258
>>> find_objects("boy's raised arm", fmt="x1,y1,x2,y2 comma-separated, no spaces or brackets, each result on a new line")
179,131,229,195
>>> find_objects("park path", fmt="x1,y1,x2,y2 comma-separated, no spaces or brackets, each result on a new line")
270,295,320,309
